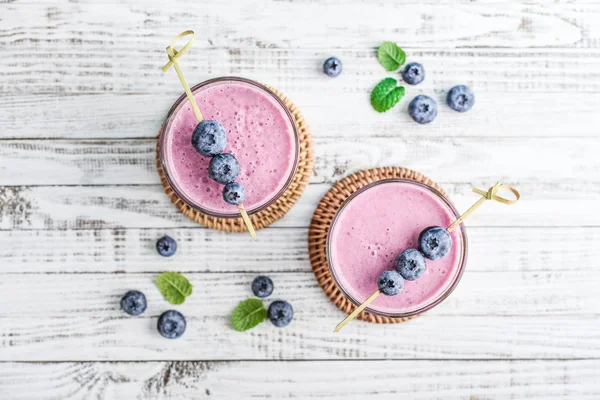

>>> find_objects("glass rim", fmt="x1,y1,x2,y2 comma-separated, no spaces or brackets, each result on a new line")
325,178,469,318
158,76,301,218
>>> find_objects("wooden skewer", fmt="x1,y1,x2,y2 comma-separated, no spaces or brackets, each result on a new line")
334,289,380,333
447,183,520,232
238,204,256,240
162,31,257,239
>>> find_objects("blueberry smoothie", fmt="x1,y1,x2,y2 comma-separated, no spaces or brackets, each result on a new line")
328,179,466,316
160,78,298,215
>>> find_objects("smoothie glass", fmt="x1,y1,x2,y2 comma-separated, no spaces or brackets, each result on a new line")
158,77,300,218
326,179,469,318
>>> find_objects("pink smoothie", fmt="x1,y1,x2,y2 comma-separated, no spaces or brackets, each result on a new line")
162,79,297,214
329,180,465,315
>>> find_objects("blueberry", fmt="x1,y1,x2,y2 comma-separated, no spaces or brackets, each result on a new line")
120,290,147,316
252,276,274,298
419,226,453,260
402,62,425,85
191,120,227,157
209,154,240,184
323,57,342,77
156,235,177,257
447,85,475,112
396,249,427,281
378,270,404,296
222,182,246,205
157,310,186,339
268,300,293,327
408,95,438,124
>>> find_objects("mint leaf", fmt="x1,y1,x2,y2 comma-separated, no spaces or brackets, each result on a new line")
377,42,406,72
370,78,405,112
231,298,267,332
156,272,193,305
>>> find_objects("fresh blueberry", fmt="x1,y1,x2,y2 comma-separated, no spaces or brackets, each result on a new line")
447,85,475,112
323,57,342,77
191,120,227,157
402,62,425,85
408,95,438,124
377,270,404,296
419,226,453,260
252,276,274,298
268,300,293,327
157,310,186,339
209,153,240,184
156,235,177,257
396,249,427,281
222,182,246,205
120,290,147,316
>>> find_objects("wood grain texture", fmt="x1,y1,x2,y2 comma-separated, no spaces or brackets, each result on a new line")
0,271,594,319
2,47,600,95
0,1,597,54
1,312,598,361
0,227,594,273
0,136,598,185
3,92,600,140
0,182,596,230
2,360,599,400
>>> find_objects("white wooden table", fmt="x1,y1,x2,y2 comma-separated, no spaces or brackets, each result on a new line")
1,1,599,398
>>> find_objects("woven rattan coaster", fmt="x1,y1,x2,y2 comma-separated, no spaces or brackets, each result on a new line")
308,167,449,324
157,85,313,232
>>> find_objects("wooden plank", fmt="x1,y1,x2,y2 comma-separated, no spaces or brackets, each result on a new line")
1,360,598,399
1,136,599,185
0,226,593,273
0,1,597,56
0,182,596,230
3,47,600,95
0,271,595,319
0,139,158,186
0,312,597,361
3,91,600,140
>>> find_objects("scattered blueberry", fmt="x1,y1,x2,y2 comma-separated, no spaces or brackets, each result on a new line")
419,226,453,260
222,182,246,205
120,290,147,316
323,57,342,77
191,120,227,157
396,249,427,281
156,235,177,257
209,153,240,184
157,310,187,339
252,276,274,298
402,62,425,85
408,95,438,124
268,300,294,327
447,85,475,112
377,270,404,296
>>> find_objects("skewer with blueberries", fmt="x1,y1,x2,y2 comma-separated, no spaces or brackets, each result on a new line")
162,31,256,239
190,120,256,239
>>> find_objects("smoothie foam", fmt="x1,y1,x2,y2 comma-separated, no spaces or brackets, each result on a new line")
162,79,297,214
329,180,465,315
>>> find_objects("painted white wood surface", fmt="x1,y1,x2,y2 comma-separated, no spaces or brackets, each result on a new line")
1,0,599,398
1,360,599,400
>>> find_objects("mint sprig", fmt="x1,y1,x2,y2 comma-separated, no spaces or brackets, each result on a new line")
231,298,267,332
370,78,405,112
377,42,406,72
156,272,193,305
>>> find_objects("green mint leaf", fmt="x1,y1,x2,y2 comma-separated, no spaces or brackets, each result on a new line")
156,272,193,305
231,298,267,332
377,42,406,71
370,78,405,112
